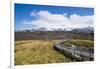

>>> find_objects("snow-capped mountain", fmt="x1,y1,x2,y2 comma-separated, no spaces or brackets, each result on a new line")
71,27,94,33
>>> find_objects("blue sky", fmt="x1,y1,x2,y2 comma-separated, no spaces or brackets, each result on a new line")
15,3,94,31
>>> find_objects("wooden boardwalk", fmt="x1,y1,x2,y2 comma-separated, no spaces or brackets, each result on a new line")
54,43,94,61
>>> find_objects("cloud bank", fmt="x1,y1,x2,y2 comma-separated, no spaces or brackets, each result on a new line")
24,10,94,30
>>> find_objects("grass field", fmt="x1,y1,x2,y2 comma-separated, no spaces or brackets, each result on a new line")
61,39,94,48
15,40,71,65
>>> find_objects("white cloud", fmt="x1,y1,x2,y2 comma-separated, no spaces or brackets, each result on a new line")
30,10,37,16
24,10,94,30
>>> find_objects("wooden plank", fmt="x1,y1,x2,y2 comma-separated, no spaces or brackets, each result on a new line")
54,44,94,60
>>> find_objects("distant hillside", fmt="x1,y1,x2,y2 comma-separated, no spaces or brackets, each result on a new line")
15,27,94,40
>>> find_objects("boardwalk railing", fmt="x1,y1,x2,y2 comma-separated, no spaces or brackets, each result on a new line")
54,43,94,61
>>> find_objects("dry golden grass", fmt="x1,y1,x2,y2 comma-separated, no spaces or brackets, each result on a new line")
15,40,71,65
61,39,94,48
